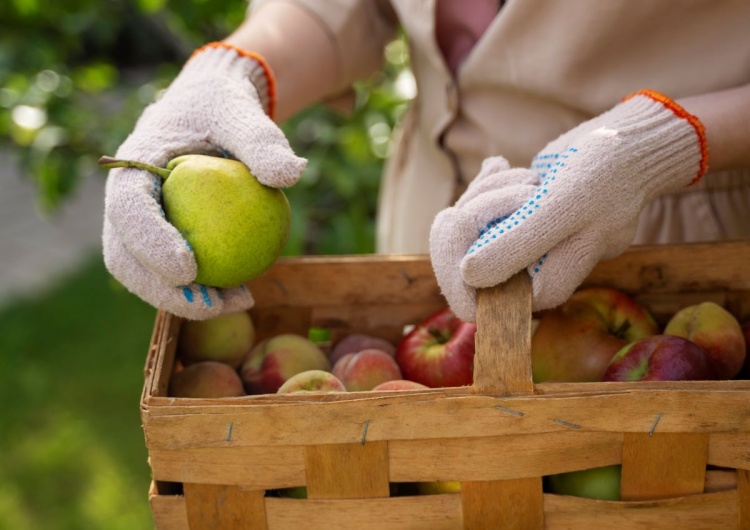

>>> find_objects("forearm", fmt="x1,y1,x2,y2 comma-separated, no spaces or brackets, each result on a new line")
224,2,339,123
677,83,750,173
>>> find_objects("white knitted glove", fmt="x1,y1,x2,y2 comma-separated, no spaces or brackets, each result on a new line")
430,157,541,321
103,43,306,320
432,90,708,321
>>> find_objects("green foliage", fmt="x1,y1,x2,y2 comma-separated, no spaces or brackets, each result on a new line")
0,0,412,254
0,257,157,530
281,46,412,255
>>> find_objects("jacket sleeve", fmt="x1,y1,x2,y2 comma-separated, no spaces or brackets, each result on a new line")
249,0,399,92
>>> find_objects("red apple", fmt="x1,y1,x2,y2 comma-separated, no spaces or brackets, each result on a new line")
532,287,659,383
332,349,403,391
277,370,346,394
603,335,715,382
395,307,477,388
329,334,396,365
664,302,746,380
240,334,330,394
371,380,430,391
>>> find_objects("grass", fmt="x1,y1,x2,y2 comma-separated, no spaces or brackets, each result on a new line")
0,254,158,530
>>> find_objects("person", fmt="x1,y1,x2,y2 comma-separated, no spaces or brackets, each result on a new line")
103,0,750,321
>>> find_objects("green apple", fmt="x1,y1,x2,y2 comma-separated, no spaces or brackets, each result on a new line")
546,465,621,501
99,154,291,288
416,481,461,495
177,311,255,369
277,487,307,499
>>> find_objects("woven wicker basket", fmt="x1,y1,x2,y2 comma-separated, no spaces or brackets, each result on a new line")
142,241,750,529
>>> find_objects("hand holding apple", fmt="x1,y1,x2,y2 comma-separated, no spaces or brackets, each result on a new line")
100,154,291,288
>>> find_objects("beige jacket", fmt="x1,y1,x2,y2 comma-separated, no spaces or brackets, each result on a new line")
254,0,750,253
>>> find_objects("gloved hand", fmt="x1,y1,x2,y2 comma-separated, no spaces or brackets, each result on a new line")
430,157,542,321
431,90,708,321
103,42,306,320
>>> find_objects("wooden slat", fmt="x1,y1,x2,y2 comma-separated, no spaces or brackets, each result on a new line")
311,303,444,331
474,272,533,395
142,388,750,449
544,490,736,529
239,242,750,311
537,380,750,394
249,306,312,342
264,495,462,530
305,441,390,499
580,241,750,293
462,478,543,529
183,483,267,530
739,469,750,530
150,489,742,530
704,469,737,493
245,254,443,308
149,445,305,488
149,434,748,490
707,433,750,471
146,312,181,399
621,433,709,501
727,290,750,322
149,482,188,530
142,310,166,394
389,431,622,482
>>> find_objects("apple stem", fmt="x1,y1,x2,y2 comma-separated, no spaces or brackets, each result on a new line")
613,320,632,340
98,156,172,180
428,326,450,344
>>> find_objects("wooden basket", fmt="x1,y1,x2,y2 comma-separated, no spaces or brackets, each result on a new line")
141,241,750,529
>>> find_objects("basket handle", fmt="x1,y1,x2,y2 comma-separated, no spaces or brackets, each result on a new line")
474,271,533,395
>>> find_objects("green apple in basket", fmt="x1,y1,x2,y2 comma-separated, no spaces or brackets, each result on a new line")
546,465,621,501
99,154,291,288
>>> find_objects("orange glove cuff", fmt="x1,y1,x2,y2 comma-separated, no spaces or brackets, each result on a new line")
624,89,709,185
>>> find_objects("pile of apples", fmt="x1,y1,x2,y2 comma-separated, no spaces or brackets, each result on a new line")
532,287,748,384
168,287,749,501
168,306,479,399
169,286,749,399
169,285,749,399
534,287,748,501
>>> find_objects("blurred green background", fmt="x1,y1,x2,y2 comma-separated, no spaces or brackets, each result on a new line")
0,0,412,528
